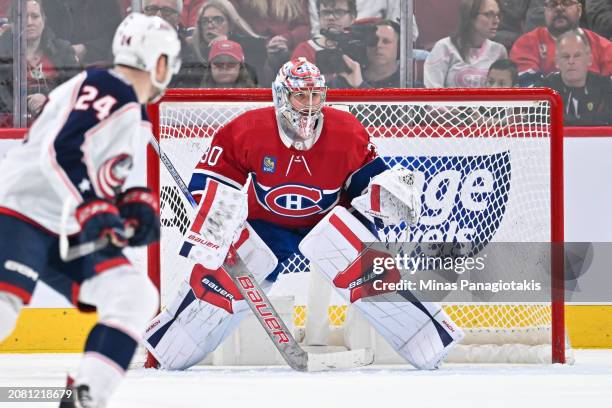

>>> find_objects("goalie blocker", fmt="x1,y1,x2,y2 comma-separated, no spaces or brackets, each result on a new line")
299,207,464,369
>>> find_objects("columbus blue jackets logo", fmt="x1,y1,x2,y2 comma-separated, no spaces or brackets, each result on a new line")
390,151,512,254
251,177,340,217
262,156,276,173
97,153,133,199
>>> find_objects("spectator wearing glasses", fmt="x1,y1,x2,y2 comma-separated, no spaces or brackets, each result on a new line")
41,0,122,65
492,0,545,50
0,0,80,126
307,0,411,36
201,39,257,87
143,0,183,28
585,0,612,40
510,0,612,86
307,0,420,61
291,0,357,67
424,0,507,88
191,0,266,84
142,0,203,87
538,30,612,125
526,0,589,28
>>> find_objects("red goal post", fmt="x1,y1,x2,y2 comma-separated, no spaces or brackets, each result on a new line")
146,87,566,364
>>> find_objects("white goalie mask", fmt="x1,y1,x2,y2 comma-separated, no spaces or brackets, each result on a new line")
272,58,327,151
112,13,182,102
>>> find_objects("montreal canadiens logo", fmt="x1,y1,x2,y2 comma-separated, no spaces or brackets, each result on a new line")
265,185,322,217
252,181,339,218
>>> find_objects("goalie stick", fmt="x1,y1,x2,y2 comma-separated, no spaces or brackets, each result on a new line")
149,136,374,372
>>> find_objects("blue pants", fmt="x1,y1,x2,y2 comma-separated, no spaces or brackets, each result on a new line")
248,219,312,282
0,214,127,306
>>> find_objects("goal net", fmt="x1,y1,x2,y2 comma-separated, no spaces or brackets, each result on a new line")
146,88,569,365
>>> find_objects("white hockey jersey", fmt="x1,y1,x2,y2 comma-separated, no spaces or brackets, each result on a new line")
0,68,151,235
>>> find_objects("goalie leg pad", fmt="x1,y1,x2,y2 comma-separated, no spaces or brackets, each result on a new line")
299,207,464,369
186,223,278,315
144,278,273,370
144,224,277,370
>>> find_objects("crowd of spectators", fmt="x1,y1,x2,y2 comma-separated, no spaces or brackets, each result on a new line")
0,0,80,126
0,0,610,126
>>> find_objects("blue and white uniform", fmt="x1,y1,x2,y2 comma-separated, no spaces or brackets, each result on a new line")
0,68,150,304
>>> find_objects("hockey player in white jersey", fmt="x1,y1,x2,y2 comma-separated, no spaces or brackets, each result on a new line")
0,13,180,408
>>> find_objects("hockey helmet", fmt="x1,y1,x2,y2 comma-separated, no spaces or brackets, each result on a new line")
272,58,327,150
113,13,181,95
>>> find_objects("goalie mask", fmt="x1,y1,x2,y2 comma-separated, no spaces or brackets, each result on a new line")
112,13,182,103
272,58,327,151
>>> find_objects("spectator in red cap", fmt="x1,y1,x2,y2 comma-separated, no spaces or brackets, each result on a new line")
191,0,266,83
201,39,258,87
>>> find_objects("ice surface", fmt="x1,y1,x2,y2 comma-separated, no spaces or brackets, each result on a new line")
0,350,611,407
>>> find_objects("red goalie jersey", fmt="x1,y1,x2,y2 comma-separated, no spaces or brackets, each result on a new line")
188,106,387,229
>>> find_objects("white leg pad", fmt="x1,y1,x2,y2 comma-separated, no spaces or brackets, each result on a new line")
299,207,464,369
78,266,159,337
0,292,22,341
144,279,272,370
144,223,277,370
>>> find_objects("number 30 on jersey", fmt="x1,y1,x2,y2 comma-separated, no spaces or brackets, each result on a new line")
201,146,223,167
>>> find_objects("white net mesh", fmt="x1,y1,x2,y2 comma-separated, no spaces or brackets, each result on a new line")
151,91,564,363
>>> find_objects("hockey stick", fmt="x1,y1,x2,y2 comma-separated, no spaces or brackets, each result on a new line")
150,136,373,371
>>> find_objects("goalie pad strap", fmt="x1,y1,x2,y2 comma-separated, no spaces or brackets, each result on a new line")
190,179,218,233
370,184,381,212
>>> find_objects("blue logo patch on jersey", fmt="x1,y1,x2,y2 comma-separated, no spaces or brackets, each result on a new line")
262,156,277,173
385,151,511,254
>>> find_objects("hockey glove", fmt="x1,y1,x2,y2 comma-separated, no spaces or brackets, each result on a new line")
75,198,128,253
117,187,160,246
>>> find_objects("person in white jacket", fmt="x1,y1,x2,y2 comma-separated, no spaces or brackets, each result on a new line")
424,0,507,88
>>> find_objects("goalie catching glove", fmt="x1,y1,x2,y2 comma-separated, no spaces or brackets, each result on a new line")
351,164,421,227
